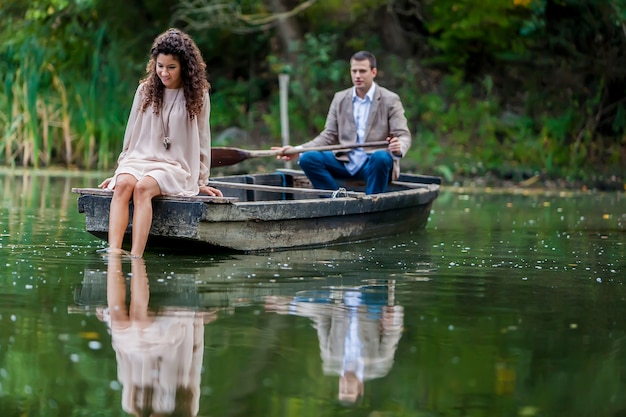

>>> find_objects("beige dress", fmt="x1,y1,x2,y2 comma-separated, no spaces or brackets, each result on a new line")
106,310,205,415
107,84,211,196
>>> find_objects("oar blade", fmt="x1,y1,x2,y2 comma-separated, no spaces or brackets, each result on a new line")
211,148,250,167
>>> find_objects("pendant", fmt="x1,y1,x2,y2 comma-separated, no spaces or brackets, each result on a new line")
163,136,170,150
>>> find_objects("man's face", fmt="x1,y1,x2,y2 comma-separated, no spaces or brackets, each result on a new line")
338,373,363,404
350,59,377,98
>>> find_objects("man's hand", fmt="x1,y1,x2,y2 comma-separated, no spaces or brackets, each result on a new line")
387,137,402,157
272,145,300,161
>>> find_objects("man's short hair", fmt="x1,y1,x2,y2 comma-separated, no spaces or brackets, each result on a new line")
351,51,377,69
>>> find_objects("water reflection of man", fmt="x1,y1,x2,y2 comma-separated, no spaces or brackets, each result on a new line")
266,281,403,405
98,255,215,417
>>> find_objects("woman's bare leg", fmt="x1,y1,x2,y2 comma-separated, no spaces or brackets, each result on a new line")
108,174,138,252
129,176,161,257
106,253,129,327
129,257,151,325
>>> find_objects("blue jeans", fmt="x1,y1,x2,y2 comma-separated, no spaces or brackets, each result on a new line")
298,150,394,195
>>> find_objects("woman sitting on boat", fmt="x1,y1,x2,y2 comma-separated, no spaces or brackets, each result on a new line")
99,28,222,257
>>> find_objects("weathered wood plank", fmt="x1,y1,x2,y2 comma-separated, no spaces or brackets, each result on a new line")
390,180,434,189
208,180,365,198
276,168,443,185
195,201,434,251
71,187,237,203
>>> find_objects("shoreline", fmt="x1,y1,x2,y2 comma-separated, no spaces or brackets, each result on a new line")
1,166,624,192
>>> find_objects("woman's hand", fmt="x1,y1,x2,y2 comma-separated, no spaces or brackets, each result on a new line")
99,177,113,188
199,185,223,197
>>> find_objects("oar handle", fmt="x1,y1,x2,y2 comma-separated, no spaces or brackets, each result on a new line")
241,141,389,158
210,141,392,167
281,140,390,155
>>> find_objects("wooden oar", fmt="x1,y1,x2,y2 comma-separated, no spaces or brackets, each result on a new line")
211,141,389,167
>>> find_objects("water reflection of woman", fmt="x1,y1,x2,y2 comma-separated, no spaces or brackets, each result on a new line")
99,255,214,417
266,281,403,405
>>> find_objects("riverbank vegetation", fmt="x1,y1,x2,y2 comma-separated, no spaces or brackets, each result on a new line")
1,0,625,188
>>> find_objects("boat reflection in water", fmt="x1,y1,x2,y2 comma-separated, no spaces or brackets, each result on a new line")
72,245,423,412
97,255,215,417
266,280,403,405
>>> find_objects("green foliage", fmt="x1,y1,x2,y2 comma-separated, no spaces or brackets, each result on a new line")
0,0,131,169
264,33,347,142
395,69,497,178
423,0,533,71
0,0,624,179
210,80,255,132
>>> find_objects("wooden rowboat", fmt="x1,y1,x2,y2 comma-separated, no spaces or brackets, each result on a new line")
72,170,441,252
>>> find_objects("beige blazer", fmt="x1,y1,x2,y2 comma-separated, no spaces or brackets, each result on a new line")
293,301,404,381
301,84,411,180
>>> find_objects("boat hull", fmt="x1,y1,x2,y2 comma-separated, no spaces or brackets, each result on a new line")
74,172,440,252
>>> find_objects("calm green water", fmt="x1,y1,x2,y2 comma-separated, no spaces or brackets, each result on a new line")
0,172,625,417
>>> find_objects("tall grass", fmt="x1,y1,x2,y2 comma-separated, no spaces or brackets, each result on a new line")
0,27,131,170
48,64,72,166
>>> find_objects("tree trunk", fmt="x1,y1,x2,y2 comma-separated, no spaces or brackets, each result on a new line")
268,0,303,65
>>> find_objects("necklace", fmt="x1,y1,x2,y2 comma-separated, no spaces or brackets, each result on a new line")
160,88,181,150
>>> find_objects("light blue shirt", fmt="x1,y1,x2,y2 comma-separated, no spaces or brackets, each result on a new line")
345,83,376,175
342,290,364,381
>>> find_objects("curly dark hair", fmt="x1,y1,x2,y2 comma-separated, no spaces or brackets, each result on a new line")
140,28,210,120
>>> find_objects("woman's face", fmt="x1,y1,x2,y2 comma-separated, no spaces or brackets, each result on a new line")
156,53,182,89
